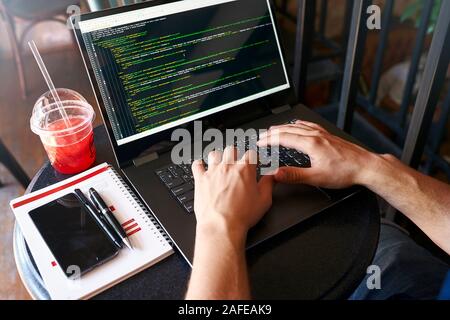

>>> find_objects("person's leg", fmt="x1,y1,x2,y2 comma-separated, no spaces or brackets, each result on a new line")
349,222,449,300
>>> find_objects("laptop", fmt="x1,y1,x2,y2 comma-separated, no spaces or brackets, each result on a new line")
72,0,359,265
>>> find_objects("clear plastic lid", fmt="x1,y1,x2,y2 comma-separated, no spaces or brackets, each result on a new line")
30,88,95,138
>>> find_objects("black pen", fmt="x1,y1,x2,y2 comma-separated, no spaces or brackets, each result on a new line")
73,189,122,249
89,188,133,250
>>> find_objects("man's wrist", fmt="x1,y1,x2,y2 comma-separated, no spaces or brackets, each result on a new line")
356,153,406,192
196,216,248,249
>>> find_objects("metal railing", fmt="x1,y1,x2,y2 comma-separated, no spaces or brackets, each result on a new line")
356,0,436,138
289,0,450,181
276,0,353,62
327,0,449,219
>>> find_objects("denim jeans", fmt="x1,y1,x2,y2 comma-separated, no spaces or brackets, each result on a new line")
349,223,449,300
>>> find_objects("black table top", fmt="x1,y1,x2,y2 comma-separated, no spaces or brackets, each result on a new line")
15,125,380,300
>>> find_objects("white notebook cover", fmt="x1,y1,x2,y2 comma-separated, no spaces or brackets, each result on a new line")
10,163,173,300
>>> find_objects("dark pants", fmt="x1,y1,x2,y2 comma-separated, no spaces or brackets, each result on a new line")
349,223,449,300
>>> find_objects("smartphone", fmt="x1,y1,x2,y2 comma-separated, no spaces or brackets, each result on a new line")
29,193,119,278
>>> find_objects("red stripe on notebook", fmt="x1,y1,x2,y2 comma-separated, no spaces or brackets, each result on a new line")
12,165,110,209
124,223,139,232
127,227,141,237
121,218,135,227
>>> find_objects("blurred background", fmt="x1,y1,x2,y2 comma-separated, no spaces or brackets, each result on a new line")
0,0,449,299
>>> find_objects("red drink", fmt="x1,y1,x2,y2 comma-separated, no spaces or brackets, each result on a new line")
31,95,96,175
43,118,96,174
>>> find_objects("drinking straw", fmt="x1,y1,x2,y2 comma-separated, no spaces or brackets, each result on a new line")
28,40,70,127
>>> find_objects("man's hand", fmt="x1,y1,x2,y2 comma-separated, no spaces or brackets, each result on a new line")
259,119,450,255
192,146,274,239
257,120,380,189
186,147,273,300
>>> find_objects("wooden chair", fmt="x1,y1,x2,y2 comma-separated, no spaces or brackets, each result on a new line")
0,0,79,99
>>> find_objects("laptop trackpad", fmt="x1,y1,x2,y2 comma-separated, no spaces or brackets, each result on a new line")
247,184,331,247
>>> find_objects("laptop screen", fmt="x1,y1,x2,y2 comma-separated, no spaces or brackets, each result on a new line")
78,0,290,146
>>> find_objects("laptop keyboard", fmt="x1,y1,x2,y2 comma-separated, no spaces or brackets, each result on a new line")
155,120,311,214
156,164,196,213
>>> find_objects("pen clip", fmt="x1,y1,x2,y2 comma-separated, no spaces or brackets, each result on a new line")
89,193,100,211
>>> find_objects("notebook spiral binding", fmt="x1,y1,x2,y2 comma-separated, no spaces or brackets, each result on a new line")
108,166,173,247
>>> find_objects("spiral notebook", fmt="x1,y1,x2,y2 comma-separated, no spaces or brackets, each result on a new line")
10,163,173,300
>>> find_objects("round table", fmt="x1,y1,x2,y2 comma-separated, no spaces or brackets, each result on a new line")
14,125,380,300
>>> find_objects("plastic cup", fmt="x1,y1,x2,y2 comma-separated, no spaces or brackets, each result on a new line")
31,89,96,175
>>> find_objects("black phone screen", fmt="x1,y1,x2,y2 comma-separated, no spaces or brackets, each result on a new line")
29,193,119,277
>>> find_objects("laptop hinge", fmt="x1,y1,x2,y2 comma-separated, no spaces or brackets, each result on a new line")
271,104,291,114
133,152,159,167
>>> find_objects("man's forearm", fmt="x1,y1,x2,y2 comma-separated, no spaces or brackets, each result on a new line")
186,222,250,300
360,154,450,254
